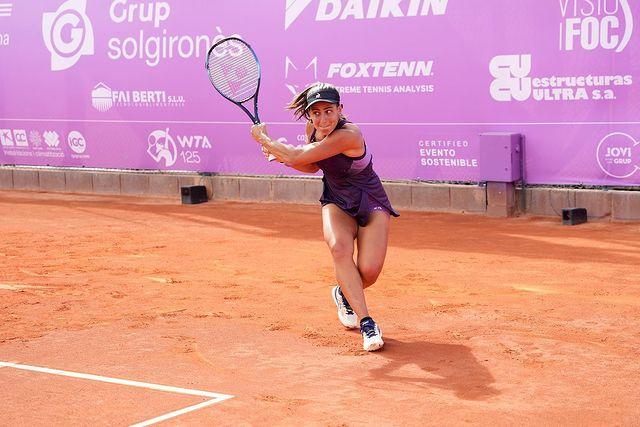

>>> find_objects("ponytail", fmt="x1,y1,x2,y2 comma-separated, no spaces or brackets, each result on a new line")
286,85,314,120
286,82,341,120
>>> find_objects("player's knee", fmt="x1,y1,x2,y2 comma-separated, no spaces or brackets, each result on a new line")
327,240,353,261
359,263,382,285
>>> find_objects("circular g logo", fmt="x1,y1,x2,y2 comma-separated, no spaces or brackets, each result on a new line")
42,0,94,71
51,10,86,57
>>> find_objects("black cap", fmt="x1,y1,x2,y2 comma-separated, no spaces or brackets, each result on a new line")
305,85,340,110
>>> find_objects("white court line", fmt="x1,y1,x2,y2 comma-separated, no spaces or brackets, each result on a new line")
1,117,640,126
0,361,234,426
129,399,224,427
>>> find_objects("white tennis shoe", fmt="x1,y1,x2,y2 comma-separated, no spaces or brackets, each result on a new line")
331,285,358,329
360,317,384,352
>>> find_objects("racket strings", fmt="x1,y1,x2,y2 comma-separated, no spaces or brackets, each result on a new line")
207,40,259,103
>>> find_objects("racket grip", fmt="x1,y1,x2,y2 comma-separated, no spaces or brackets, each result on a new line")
267,137,287,163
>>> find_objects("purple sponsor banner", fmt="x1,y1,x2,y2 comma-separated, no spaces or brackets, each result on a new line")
0,0,638,185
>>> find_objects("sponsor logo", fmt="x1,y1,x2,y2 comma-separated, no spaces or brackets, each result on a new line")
559,0,633,52
40,130,65,158
285,0,449,30
43,130,61,148
0,2,12,18
67,130,86,154
147,129,177,167
42,0,94,71
328,60,433,78
39,1,237,69
0,129,32,157
285,56,318,95
489,55,532,102
147,128,212,167
108,0,235,68
287,56,435,95
286,0,313,29
418,138,478,169
29,131,43,149
110,0,170,28
489,54,633,102
91,82,185,112
0,128,14,146
13,129,27,147
2,129,67,158
91,83,113,112
0,129,28,147
0,3,9,46
596,132,639,178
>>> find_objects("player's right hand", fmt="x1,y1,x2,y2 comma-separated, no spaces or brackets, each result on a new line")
261,145,271,159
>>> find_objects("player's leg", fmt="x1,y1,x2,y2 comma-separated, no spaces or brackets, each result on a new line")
356,210,390,289
352,210,389,351
322,204,370,320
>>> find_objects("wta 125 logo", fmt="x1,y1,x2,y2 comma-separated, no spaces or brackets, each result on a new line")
147,128,212,168
42,0,94,71
559,0,633,52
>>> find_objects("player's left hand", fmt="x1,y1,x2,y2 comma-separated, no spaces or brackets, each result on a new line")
251,123,270,145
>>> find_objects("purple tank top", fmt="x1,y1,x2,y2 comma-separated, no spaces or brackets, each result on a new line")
312,119,399,226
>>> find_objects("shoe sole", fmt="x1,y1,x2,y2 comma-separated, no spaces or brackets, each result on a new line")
363,328,384,351
364,339,384,352
331,286,358,329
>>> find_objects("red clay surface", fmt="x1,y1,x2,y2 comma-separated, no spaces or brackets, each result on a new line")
1,190,639,426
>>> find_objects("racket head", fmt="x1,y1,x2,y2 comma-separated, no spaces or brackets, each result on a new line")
206,37,261,118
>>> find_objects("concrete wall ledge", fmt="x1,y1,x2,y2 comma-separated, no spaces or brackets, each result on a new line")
0,167,638,222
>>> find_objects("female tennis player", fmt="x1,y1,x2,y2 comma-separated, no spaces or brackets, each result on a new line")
250,82,398,352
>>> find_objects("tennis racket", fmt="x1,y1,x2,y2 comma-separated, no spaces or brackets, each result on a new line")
205,36,276,162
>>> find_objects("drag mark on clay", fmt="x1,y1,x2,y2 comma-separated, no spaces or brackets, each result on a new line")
0,283,48,291
512,285,558,295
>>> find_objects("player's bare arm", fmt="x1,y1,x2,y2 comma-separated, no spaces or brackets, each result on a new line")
251,123,363,167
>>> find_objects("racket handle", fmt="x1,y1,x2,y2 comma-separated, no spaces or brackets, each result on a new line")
267,137,287,163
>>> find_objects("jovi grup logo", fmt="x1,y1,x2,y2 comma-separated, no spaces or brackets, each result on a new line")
596,132,640,179
43,0,94,71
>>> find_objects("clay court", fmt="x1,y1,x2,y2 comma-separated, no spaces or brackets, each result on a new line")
1,190,639,425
